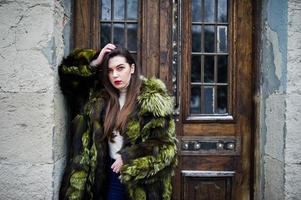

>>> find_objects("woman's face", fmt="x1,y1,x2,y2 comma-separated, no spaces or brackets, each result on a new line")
108,55,135,91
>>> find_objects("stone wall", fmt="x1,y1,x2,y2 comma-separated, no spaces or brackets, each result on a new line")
260,0,301,199
0,0,70,199
285,0,301,199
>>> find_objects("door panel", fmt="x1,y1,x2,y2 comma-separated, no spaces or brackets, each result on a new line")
183,175,233,200
73,0,253,199
174,0,252,199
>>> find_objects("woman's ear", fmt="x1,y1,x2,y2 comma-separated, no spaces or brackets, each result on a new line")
130,64,135,74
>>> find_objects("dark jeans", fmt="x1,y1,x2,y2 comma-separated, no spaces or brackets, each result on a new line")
106,158,128,200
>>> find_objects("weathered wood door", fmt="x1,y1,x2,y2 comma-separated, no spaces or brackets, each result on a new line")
73,0,253,199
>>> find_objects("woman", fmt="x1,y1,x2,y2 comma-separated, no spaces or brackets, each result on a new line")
59,44,177,200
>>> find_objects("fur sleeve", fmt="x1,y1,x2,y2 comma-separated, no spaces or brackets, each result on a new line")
119,117,177,184
58,48,100,116
59,114,91,199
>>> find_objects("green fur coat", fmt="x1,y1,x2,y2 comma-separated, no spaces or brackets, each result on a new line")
58,49,177,200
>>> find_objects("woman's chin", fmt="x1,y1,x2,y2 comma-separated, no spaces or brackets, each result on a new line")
113,84,125,90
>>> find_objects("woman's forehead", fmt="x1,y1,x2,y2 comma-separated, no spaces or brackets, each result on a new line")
108,56,127,68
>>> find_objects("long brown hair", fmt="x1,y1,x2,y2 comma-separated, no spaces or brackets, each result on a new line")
100,47,141,139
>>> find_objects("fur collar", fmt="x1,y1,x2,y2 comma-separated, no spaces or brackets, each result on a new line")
138,76,174,117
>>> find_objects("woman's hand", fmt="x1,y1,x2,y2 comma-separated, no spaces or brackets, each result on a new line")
90,43,116,66
111,155,123,173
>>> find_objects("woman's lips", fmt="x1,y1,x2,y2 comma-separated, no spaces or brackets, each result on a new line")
114,80,122,85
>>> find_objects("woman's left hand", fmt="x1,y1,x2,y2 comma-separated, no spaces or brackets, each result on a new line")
111,155,123,173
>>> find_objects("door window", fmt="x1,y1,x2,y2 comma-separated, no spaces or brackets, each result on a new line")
183,0,232,120
100,0,139,57
188,0,231,118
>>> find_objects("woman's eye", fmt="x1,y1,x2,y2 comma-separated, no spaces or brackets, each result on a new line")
117,66,124,71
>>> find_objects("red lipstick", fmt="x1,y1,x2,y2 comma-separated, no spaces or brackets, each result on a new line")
114,80,122,85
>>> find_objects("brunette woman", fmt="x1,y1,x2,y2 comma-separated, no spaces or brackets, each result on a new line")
59,44,177,200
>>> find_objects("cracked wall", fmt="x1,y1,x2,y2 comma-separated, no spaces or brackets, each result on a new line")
260,0,301,199
0,0,70,199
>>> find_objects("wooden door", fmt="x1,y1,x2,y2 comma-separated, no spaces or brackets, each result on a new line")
175,0,253,199
73,0,253,199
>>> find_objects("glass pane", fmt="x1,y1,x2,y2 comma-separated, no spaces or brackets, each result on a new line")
127,24,137,51
127,0,138,20
217,86,227,114
218,56,228,83
192,0,202,22
204,87,214,114
204,0,215,22
192,25,202,52
113,23,125,46
190,87,201,114
101,23,111,48
191,55,202,82
204,26,215,52
218,0,228,22
114,0,125,20
101,0,111,20
204,56,214,83
217,26,227,52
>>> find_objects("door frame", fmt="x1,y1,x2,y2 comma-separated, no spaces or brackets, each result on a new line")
70,0,262,199
252,0,263,199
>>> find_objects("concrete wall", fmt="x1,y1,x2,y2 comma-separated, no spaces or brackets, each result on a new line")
285,0,301,199
260,0,301,199
0,0,70,199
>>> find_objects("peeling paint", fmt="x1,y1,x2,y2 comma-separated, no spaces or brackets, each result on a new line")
265,24,283,81
42,36,56,68
266,0,288,90
62,0,72,55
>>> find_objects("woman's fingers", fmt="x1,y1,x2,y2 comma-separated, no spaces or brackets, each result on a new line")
92,43,116,66
111,156,123,173
112,162,121,172
104,43,116,51
100,43,116,55
111,162,121,173
90,43,116,66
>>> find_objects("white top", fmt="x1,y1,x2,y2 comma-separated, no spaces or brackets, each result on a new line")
108,88,127,159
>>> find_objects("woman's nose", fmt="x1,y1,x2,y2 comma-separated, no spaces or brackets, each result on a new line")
112,70,119,78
